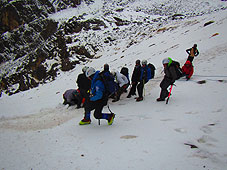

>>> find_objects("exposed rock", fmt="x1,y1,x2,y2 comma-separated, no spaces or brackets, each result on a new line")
61,58,77,71
171,14,185,20
52,0,82,11
0,0,55,34
74,46,93,58
184,143,198,149
62,17,107,34
204,20,215,27
113,17,130,26
197,80,206,84
40,21,58,40
0,18,68,95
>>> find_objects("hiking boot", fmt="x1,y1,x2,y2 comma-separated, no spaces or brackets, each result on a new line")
156,98,165,102
108,113,115,125
112,98,119,102
79,118,91,125
127,94,131,98
136,97,143,102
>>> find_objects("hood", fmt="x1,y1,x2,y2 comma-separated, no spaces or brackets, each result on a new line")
168,57,173,66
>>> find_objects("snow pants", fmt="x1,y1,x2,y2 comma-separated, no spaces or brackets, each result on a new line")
84,99,108,120
187,56,194,63
79,88,90,107
137,80,147,98
128,81,138,96
115,84,129,100
159,77,172,100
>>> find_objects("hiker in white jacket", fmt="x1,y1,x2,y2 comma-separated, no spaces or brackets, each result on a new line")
112,71,129,102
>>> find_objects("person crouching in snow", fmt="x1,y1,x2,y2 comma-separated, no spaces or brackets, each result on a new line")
182,60,194,80
157,58,178,102
111,71,129,102
79,67,115,125
63,89,83,108
136,59,152,102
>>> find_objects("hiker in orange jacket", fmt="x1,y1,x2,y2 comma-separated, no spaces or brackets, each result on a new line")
186,44,199,63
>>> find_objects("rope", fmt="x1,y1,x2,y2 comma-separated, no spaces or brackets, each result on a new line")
193,75,227,78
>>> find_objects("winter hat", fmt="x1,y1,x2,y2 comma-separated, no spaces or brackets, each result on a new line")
136,59,140,65
82,66,89,73
185,60,191,65
104,64,109,71
86,67,96,77
142,59,147,65
162,58,169,65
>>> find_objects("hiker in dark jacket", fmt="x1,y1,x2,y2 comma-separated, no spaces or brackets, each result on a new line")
127,60,141,98
100,63,110,75
157,58,178,101
186,44,199,63
76,66,91,107
100,64,118,98
79,67,115,125
136,60,152,102
63,89,81,107
148,63,156,79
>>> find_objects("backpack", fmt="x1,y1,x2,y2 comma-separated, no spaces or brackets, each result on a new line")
171,61,183,80
99,72,118,98
148,63,156,79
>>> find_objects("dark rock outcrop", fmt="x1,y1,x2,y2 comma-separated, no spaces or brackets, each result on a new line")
0,0,55,34
0,1,99,96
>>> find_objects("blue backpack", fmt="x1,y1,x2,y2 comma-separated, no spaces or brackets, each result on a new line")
99,71,118,97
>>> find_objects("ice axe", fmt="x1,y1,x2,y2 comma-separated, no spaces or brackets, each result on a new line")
166,84,173,104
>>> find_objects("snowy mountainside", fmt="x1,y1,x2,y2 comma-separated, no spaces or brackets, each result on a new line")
0,7,227,170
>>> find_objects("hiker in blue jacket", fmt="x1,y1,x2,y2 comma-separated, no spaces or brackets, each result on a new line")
79,67,115,125
136,60,152,102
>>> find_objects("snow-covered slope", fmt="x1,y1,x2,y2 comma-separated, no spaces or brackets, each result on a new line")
0,1,227,170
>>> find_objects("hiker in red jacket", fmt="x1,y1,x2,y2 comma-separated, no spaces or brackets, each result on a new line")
182,60,194,80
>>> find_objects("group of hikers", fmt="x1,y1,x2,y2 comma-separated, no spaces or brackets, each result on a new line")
63,44,199,125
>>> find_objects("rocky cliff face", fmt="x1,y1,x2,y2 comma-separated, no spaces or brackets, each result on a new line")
0,0,226,97
0,0,95,96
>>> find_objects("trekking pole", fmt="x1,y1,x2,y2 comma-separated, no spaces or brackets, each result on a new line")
166,85,173,104
143,79,145,99
98,102,114,126
107,104,113,114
